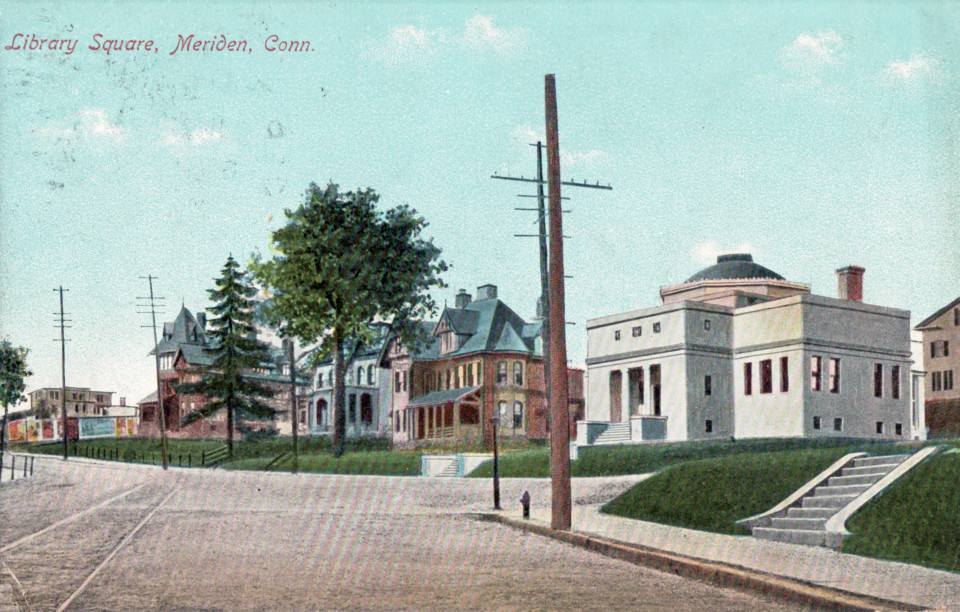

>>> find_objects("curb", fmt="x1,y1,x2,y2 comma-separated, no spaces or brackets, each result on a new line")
473,513,932,612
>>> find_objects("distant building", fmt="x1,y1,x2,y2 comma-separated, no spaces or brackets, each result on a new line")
914,296,960,434
307,323,392,438
29,387,113,418
138,305,309,440
380,284,584,447
583,255,922,445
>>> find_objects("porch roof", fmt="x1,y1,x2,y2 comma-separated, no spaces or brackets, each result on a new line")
407,386,480,408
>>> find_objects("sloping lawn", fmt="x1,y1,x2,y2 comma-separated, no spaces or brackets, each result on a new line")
469,437,901,478
599,447,850,534
842,450,960,572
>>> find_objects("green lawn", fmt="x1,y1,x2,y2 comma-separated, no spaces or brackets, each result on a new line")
842,450,960,572
468,437,906,479
20,435,393,467
600,447,850,534
220,450,422,476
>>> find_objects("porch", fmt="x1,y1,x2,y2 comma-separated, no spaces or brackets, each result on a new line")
407,387,482,441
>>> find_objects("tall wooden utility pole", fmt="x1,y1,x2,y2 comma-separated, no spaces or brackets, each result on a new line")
545,74,571,530
139,275,169,470
54,286,70,460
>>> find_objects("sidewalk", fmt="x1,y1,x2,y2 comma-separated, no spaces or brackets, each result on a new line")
495,503,959,612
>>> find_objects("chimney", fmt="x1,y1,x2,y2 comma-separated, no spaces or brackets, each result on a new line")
836,266,865,302
120,397,126,406
476,284,498,301
455,289,472,309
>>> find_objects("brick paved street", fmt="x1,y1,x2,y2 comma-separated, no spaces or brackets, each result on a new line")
0,457,821,611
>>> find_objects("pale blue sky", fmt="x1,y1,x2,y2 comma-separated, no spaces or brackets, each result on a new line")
1,2,957,404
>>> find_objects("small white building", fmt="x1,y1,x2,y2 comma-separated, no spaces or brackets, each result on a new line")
581,254,925,445
307,323,392,438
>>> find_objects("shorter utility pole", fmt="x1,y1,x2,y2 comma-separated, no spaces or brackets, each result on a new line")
138,275,169,470
285,338,298,474
53,286,71,460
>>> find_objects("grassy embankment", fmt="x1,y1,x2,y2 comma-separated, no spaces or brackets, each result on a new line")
469,436,902,478
21,436,420,475
598,439,926,534
841,449,960,572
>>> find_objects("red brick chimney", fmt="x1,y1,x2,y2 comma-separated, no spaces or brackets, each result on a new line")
836,266,865,302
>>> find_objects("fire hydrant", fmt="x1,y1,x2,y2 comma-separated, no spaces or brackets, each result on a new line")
520,490,531,519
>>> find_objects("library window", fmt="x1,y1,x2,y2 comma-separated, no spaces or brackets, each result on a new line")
829,358,841,394
614,330,621,341
891,365,900,399
632,326,642,337
760,359,772,394
876,421,884,435
705,419,713,433
874,364,883,398
813,416,822,430
780,356,789,392
811,356,822,391
704,319,711,331
895,423,903,436
744,363,753,396
653,322,661,333
704,375,712,396
834,417,843,432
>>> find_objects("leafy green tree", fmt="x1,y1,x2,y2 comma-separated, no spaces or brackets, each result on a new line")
1,341,31,472
251,182,447,456
30,397,54,420
179,256,275,457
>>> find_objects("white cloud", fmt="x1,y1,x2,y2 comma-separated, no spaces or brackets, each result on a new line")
780,31,843,74
461,15,526,52
691,241,756,265
884,54,936,83
367,16,526,66
366,24,441,66
81,110,123,139
511,124,540,145
562,149,607,167
162,127,225,147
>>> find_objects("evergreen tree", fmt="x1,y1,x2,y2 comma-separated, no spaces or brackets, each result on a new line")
179,256,275,457
251,182,447,457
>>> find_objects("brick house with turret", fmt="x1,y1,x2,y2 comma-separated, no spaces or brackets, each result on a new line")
380,284,584,447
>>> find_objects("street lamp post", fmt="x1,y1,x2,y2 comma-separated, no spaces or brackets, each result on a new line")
491,415,501,510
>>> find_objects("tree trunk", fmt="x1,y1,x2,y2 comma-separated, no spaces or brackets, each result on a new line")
332,332,347,457
227,403,234,458
0,404,7,477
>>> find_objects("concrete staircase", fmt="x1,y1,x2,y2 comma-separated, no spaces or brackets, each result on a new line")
750,454,909,548
436,458,460,478
592,422,631,445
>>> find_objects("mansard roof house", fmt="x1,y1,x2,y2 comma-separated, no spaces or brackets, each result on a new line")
138,305,309,439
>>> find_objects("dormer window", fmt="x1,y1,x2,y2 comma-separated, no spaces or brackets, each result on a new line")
440,331,457,355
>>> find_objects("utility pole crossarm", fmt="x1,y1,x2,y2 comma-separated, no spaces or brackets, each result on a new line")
491,174,613,190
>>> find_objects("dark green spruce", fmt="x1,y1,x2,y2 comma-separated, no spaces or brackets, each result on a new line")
179,256,275,458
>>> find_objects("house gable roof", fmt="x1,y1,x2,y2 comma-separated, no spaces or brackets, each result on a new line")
915,296,960,330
